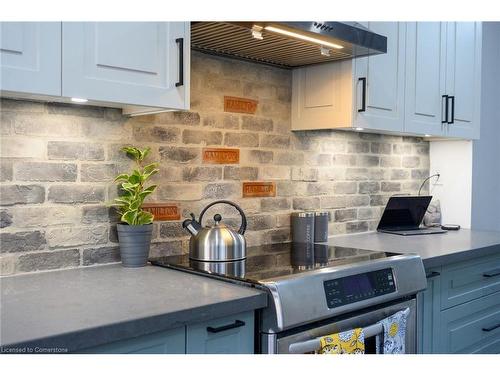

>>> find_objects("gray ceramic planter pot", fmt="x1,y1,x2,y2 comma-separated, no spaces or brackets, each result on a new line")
117,223,153,267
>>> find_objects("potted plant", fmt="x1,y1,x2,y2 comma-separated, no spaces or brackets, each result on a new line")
112,146,159,267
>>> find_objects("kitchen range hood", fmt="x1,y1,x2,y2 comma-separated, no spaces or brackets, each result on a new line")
191,22,387,69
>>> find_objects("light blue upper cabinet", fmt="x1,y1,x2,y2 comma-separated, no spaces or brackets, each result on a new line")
62,22,190,113
404,22,447,137
353,22,406,133
0,22,61,96
444,22,482,139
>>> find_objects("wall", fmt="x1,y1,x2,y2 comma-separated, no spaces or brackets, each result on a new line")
0,51,429,275
472,22,500,231
429,140,473,227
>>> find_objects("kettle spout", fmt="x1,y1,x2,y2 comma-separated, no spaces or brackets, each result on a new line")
182,213,202,236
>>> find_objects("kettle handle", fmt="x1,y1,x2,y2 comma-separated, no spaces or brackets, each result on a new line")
198,200,247,235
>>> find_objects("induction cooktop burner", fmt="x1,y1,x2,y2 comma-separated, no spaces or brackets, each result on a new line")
150,243,397,285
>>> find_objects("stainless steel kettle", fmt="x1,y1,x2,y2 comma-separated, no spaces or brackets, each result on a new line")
182,200,247,261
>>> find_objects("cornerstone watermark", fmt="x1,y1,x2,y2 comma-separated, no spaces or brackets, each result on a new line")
1,346,69,354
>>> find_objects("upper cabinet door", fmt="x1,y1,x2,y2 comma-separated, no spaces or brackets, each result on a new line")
353,22,406,132
445,22,482,139
62,22,190,110
0,22,61,96
404,22,447,136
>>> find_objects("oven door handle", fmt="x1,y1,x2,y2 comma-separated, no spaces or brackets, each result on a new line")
288,321,384,354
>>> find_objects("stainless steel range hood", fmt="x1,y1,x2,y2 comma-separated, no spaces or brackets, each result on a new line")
191,22,387,69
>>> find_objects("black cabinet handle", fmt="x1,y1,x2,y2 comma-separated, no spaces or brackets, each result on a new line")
482,323,500,332
426,271,441,279
447,95,455,124
207,320,245,333
175,38,184,87
358,77,366,112
441,95,449,124
483,268,500,278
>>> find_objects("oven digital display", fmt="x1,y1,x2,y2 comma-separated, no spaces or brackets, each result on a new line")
324,268,396,309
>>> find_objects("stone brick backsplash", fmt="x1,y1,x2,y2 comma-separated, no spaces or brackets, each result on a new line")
0,51,430,275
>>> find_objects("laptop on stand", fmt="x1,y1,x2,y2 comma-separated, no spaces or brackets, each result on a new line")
377,196,447,236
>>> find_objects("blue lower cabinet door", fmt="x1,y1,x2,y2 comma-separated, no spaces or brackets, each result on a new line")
439,291,500,353
186,311,255,354
77,327,185,354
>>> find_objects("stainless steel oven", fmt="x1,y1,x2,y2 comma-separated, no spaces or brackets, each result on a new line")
268,299,416,354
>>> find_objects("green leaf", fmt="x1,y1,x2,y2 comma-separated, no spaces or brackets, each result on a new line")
139,147,151,161
136,210,154,225
128,170,142,184
121,182,140,192
114,173,129,182
143,163,159,175
121,146,141,161
121,210,138,225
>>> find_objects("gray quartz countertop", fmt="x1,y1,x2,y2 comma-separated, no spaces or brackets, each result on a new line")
329,229,500,268
0,264,267,352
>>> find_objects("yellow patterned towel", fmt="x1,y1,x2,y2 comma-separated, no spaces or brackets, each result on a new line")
317,328,365,354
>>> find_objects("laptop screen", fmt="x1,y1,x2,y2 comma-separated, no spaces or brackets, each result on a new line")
377,196,432,231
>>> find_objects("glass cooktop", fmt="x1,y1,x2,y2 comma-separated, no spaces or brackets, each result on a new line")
150,242,397,285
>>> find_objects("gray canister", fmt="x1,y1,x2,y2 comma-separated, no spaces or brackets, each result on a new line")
291,212,315,243
314,211,330,243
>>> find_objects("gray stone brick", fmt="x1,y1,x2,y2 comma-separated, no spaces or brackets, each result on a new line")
158,184,203,201
140,111,201,126
260,134,290,149
345,195,370,207
263,228,290,243
242,150,273,164
259,166,291,180
0,231,46,253
307,182,332,196
292,167,318,181
358,133,382,141
247,215,275,231
402,156,420,168
81,164,120,182
48,141,105,161
0,159,13,181
82,247,120,266
223,166,258,180
0,209,13,228
346,221,369,233
292,136,320,151
332,154,356,166
1,98,45,113
1,185,45,206
17,249,80,272
48,186,105,203
347,142,370,153
0,254,16,276
241,116,273,132
293,197,320,210
159,146,200,163
334,209,357,222
13,206,81,227
82,205,117,224
275,152,304,166
357,155,380,167
47,226,108,248
391,169,410,180
322,140,346,153
15,162,77,182
346,168,369,181
402,136,422,143
149,240,185,257
261,198,290,212
370,195,390,206
320,196,346,209
358,207,379,220
47,102,104,118
133,125,180,143
159,222,188,239
413,144,430,155
381,181,401,192
359,181,380,194
370,142,392,154
380,156,401,168
393,144,412,154
1,137,46,158
183,166,222,181
182,129,223,145
224,132,259,147
203,183,239,199
411,169,431,179
333,181,357,194
202,114,240,129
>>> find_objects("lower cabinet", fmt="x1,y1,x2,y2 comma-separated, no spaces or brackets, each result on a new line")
186,311,254,354
417,253,500,354
77,311,255,354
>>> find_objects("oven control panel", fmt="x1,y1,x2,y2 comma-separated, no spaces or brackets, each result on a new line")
323,268,396,309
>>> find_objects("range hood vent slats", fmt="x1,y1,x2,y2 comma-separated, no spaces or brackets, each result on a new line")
191,22,386,69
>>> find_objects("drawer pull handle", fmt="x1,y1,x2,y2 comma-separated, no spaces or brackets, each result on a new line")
207,320,245,333
483,268,500,278
175,37,184,87
426,271,441,279
482,323,500,332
